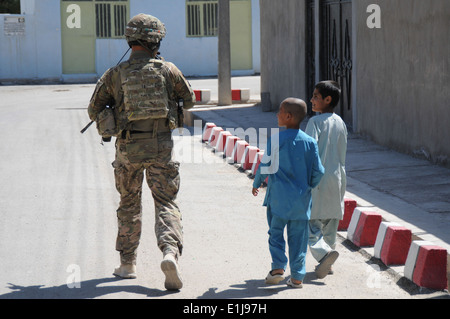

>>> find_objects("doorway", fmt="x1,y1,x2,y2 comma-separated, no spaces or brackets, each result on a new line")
230,0,253,70
60,0,96,74
306,0,353,129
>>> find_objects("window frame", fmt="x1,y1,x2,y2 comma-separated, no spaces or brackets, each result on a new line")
186,0,218,38
94,0,129,39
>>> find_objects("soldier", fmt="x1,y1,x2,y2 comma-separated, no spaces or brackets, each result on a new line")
87,13,196,290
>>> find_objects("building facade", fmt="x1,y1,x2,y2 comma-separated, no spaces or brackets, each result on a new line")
260,0,450,167
0,0,260,82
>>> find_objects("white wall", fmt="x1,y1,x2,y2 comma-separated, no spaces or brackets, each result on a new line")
129,0,261,77
130,0,219,77
1,0,260,82
0,0,62,82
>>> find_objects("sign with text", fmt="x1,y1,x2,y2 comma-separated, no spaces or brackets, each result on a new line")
4,16,25,36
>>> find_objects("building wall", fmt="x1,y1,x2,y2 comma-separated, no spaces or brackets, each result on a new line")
0,0,261,82
0,0,62,83
130,0,218,77
354,0,450,165
260,0,307,111
259,0,450,166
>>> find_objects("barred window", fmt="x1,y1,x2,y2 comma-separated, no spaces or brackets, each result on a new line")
186,0,218,37
95,0,129,38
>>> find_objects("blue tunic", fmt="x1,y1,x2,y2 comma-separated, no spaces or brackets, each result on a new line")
253,129,325,221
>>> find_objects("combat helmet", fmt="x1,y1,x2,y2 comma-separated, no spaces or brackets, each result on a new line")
125,14,166,45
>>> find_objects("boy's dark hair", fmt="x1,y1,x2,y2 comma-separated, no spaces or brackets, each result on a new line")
315,81,341,108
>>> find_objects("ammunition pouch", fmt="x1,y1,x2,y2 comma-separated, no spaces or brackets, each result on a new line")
96,107,118,138
117,119,170,163
123,134,158,163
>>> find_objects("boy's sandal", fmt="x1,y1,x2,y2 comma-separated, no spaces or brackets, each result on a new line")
315,250,339,279
286,278,303,289
265,271,285,285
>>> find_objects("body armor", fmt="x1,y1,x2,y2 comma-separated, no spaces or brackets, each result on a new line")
120,58,169,122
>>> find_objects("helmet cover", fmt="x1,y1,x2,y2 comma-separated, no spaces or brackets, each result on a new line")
125,14,166,44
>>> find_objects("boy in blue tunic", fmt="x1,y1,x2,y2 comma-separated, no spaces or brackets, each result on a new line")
252,98,324,288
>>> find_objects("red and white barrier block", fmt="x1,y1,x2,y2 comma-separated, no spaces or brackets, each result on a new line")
194,89,212,104
404,240,448,290
251,151,265,176
232,89,250,102
338,198,357,231
215,131,232,152
231,140,249,164
202,123,216,142
208,127,224,147
224,136,241,160
374,222,412,265
241,146,260,171
347,208,382,247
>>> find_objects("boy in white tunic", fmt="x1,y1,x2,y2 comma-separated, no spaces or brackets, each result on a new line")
306,81,348,279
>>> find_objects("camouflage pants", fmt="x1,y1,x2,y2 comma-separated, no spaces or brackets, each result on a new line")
113,132,183,265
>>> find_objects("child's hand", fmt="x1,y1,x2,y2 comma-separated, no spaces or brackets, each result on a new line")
252,187,259,196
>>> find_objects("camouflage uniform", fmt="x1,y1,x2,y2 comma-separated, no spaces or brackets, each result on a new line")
88,21,195,267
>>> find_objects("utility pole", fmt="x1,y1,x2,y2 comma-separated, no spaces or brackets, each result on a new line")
218,0,232,106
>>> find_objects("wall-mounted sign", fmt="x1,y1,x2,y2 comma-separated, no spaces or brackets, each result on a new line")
4,16,26,36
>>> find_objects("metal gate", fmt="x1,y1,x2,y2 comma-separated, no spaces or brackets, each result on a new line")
321,0,353,127
306,0,353,128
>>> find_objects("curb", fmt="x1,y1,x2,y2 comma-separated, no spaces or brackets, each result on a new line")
199,121,449,294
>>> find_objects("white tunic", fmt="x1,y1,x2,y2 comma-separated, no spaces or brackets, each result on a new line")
305,113,348,220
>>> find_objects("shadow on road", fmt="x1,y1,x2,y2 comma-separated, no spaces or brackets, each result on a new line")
197,272,325,299
0,277,178,299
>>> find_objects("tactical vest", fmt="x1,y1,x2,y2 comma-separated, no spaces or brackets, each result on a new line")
120,59,169,122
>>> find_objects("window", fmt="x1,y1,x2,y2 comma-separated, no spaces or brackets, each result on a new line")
0,0,20,14
95,0,129,38
186,0,218,37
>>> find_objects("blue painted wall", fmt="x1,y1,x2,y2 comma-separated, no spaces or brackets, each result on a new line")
0,0,260,83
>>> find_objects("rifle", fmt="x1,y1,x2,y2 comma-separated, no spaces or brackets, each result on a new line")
80,120,94,134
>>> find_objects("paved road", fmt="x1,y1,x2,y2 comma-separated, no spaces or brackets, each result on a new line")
0,83,447,300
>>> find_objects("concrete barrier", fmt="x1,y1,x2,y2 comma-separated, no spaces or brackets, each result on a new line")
232,140,249,164
202,123,216,142
338,198,357,231
216,131,232,152
194,89,212,104
208,127,224,147
404,241,448,290
347,208,382,247
374,222,412,265
251,151,265,176
231,89,250,102
241,146,260,171
224,136,241,160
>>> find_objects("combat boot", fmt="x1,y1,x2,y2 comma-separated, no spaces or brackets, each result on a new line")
113,264,137,279
161,254,183,290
